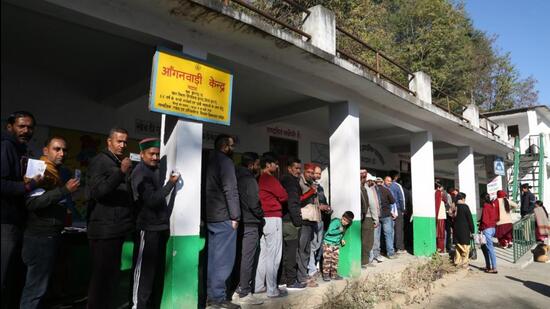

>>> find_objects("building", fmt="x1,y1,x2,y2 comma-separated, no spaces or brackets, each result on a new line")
1,0,516,307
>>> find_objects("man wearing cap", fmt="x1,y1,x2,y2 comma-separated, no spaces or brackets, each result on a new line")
520,183,536,218
87,127,134,309
130,138,179,309
360,168,379,267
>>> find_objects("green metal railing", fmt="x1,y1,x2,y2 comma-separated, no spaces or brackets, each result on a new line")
537,133,545,202
512,213,536,263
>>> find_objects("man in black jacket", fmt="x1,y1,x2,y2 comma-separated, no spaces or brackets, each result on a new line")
234,152,263,305
130,138,179,309
86,127,134,309
205,135,240,309
1,111,38,307
520,183,536,217
280,157,306,290
20,136,80,308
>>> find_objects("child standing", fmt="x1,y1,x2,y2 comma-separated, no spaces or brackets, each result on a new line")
322,211,354,281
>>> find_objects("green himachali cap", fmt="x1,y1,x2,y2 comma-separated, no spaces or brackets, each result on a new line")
139,138,160,151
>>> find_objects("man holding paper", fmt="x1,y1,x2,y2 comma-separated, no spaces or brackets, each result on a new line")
1,111,38,307
20,136,80,308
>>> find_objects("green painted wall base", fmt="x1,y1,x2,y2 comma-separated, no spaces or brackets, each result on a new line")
162,235,205,309
413,216,436,256
338,220,361,278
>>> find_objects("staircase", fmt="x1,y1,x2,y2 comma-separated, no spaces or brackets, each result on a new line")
508,134,546,204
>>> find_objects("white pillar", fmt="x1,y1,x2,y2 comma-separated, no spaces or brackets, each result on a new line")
463,103,480,128
408,71,432,104
329,101,360,277
410,131,436,255
302,5,336,55
458,146,478,218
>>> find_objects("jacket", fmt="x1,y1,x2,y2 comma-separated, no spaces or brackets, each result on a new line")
131,161,175,231
299,176,320,224
237,166,264,224
86,149,134,239
480,202,499,231
520,191,536,216
204,151,240,222
453,203,474,245
389,182,405,212
323,218,347,247
25,184,70,237
376,185,395,218
361,185,379,225
258,172,286,218
1,132,29,226
280,174,303,227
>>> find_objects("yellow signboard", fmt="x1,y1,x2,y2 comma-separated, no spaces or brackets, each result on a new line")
149,50,233,125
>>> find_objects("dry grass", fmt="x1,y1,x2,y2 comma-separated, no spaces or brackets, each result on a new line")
319,254,458,309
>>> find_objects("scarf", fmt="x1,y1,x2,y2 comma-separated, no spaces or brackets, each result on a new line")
39,155,62,190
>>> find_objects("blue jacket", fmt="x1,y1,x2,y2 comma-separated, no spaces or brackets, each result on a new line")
388,182,405,212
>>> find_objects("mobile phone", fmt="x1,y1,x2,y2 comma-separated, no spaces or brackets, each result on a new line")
75,169,81,181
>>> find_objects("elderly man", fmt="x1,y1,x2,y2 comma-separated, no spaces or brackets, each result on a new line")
130,138,179,309
360,168,379,267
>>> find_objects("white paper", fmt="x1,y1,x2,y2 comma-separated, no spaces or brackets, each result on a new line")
129,152,141,162
25,159,46,178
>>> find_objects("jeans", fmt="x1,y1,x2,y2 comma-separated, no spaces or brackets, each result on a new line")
20,234,61,309
481,228,497,270
308,221,324,276
369,224,381,263
380,217,395,257
1,224,23,308
255,218,282,297
207,221,237,302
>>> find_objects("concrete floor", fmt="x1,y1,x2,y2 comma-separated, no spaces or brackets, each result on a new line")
412,260,550,309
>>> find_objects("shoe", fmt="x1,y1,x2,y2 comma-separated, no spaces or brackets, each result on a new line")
322,275,331,282
287,281,307,290
397,250,407,254
331,275,344,280
387,255,397,259
207,300,241,309
375,256,385,263
277,288,288,296
236,294,263,305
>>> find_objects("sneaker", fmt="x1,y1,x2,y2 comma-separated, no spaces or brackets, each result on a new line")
277,288,288,296
322,275,331,282
236,294,263,305
287,281,307,290
331,275,344,280
387,254,398,259
397,250,407,254
278,284,287,289
375,256,385,263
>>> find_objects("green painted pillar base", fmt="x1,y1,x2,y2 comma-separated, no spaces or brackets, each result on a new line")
338,220,361,278
162,235,205,309
413,216,436,256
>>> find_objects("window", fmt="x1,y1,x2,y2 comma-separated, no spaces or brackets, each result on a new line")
507,125,519,138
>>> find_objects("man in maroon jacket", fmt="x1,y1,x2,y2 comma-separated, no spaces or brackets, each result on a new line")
255,153,288,298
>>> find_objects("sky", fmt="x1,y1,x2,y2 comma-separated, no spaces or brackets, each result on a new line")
465,0,550,106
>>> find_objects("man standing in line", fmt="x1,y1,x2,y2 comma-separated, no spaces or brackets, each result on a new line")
1,111,38,308
205,135,240,309
379,177,396,259
360,169,378,268
130,138,179,309
280,157,306,290
20,136,80,309
234,152,263,305
307,165,331,278
87,127,134,309
366,174,382,264
389,171,406,254
297,163,320,288
520,183,536,218
255,153,287,299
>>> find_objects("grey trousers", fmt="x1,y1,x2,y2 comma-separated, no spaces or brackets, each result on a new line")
308,221,324,276
255,218,282,297
297,223,314,283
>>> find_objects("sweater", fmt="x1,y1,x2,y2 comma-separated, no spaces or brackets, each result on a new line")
259,172,287,218
480,202,499,230
323,218,347,247
204,150,240,222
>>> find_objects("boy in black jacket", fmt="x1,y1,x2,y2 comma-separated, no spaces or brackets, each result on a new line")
130,138,179,309
20,136,80,308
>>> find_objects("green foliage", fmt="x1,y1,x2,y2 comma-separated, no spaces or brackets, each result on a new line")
295,0,539,111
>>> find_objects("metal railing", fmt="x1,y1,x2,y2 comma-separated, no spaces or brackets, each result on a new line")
223,0,311,40
512,213,536,263
335,26,415,95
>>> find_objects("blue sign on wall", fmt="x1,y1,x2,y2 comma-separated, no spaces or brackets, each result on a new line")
494,157,505,176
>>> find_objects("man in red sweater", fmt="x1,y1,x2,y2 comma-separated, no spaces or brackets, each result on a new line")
255,154,288,298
